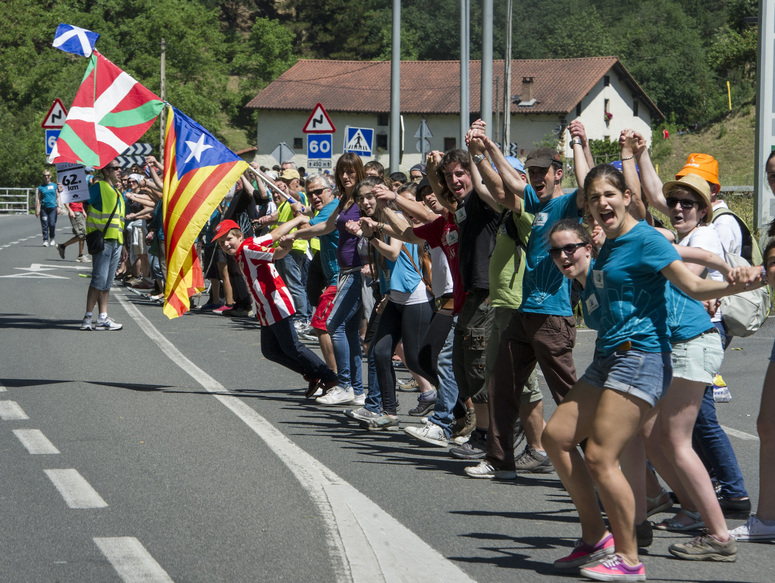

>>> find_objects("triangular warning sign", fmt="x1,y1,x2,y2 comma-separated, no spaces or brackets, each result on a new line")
41,99,68,129
303,103,336,134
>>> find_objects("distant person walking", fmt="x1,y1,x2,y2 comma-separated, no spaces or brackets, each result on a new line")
36,169,61,247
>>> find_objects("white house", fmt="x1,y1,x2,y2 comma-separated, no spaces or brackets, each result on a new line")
246,57,663,174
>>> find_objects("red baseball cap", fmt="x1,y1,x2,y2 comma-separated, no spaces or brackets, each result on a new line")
213,219,241,241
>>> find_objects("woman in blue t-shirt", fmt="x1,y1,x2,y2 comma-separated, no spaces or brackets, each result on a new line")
541,165,760,582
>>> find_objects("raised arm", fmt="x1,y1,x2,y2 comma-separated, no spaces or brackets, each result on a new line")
619,130,647,221
467,128,522,213
632,132,669,216
662,259,760,301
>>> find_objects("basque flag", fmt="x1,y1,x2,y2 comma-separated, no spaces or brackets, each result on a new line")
52,24,99,58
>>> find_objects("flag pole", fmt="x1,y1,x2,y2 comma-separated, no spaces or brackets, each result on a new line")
159,38,166,164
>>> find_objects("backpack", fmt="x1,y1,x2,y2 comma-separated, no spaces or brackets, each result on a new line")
711,207,770,336
712,206,763,266
718,250,771,337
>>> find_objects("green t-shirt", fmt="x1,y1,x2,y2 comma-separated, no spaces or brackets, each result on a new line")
488,209,533,308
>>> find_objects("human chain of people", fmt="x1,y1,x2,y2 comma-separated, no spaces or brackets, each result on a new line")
21,112,775,582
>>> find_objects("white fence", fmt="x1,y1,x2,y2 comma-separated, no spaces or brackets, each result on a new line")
0,188,33,214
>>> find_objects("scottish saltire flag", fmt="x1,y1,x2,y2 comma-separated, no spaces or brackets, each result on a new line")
52,24,100,57
162,106,248,318
49,51,164,168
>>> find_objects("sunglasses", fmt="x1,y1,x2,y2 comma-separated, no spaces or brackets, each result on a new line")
666,197,698,210
307,187,329,197
106,166,121,171
548,242,587,258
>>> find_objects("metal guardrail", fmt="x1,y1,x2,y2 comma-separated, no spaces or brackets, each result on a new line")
0,188,33,214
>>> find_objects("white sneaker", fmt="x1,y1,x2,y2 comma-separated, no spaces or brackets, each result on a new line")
404,421,449,447
43,241,49,247
344,407,380,422
80,316,93,331
464,460,517,480
315,386,354,406
94,316,123,331
76,255,91,263
350,392,366,406
730,515,775,541
50,239,55,247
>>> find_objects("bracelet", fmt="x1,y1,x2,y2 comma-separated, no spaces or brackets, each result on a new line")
621,155,634,161
570,138,582,147
394,192,398,202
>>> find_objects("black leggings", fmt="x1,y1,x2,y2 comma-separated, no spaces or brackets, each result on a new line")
372,300,434,415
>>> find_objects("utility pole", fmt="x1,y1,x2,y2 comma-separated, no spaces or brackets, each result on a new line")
390,0,401,172
503,0,513,155
460,0,470,148
481,0,493,137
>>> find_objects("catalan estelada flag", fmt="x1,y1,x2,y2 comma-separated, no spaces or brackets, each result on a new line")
49,51,163,168
161,106,248,318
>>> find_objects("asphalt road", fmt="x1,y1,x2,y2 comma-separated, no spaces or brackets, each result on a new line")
1,214,773,583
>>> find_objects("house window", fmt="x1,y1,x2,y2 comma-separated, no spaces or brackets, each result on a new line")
604,99,610,114
576,102,582,117
633,100,639,116
294,137,303,150
376,134,388,150
444,137,456,151
377,114,389,126
604,75,610,87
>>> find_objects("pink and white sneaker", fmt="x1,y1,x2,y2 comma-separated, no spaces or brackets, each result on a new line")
580,553,645,581
554,533,615,570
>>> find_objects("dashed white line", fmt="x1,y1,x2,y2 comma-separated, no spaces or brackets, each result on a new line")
44,469,108,509
94,537,174,583
117,293,477,583
0,400,29,420
13,429,60,454
0,382,6,392
720,424,759,441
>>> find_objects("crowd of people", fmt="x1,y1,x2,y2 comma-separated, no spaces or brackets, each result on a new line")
38,118,775,582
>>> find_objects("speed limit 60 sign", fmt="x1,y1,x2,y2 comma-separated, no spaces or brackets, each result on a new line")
307,134,332,160
45,130,60,156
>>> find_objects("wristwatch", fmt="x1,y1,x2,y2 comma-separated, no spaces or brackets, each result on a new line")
570,138,582,147
471,154,486,164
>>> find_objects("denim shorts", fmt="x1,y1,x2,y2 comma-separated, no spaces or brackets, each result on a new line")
671,330,723,384
91,238,122,291
581,348,672,407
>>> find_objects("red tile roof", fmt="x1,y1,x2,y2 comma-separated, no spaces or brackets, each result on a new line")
246,57,662,119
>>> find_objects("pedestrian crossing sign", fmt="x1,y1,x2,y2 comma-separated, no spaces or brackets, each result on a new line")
344,126,374,156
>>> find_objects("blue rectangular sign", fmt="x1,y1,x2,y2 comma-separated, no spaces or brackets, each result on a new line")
344,127,374,156
45,129,60,156
307,134,332,160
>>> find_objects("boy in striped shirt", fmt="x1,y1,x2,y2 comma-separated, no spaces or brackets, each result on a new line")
214,217,339,398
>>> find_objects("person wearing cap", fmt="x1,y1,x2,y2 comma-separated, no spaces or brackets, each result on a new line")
676,153,745,260
212,215,339,397
458,118,588,480
409,163,426,183
635,136,752,522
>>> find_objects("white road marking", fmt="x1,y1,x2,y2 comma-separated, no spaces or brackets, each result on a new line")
720,424,759,441
94,537,174,583
13,429,60,454
0,382,6,391
44,469,108,509
117,293,476,583
0,400,29,420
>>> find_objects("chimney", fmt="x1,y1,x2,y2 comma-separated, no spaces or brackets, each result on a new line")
522,77,534,102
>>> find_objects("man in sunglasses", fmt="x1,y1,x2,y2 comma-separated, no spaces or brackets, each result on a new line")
80,160,126,331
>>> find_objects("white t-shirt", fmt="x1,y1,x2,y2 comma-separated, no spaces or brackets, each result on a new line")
712,201,742,256
678,225,725,322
